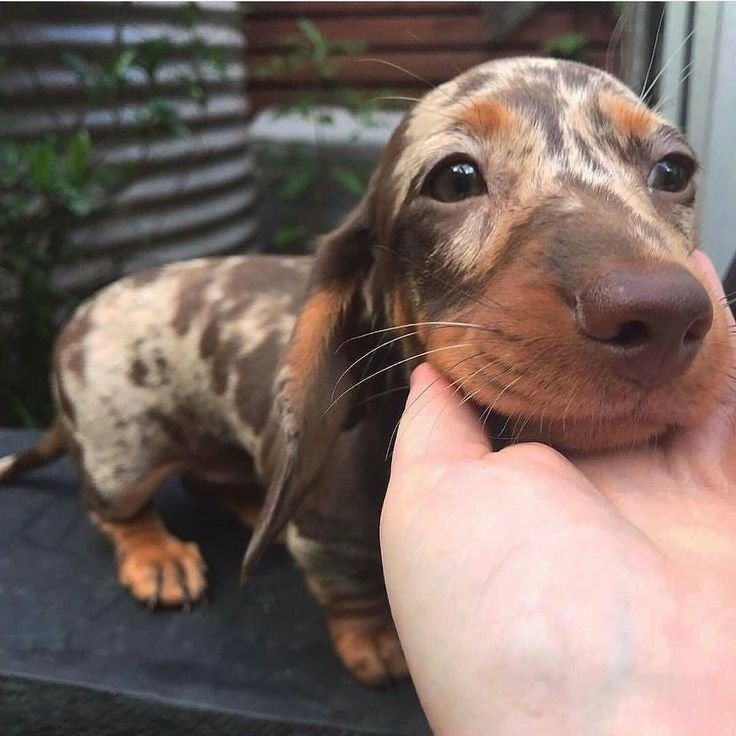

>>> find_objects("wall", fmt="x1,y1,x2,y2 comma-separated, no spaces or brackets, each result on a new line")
246,2,622,111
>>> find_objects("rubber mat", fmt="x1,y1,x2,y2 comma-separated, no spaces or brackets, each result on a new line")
0,430,428,736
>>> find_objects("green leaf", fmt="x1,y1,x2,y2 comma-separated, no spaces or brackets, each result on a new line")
136,97,189,137
114,49,138,79
134,38,173,78
543,32,590,61
337,40,366,56
179,1,199,29
277,164,316,200
28,141,56,188
64,130,92,181
92,163,128,190
62,51,96,87
55,180,95,217
297,18,328,62
204,48,228,78
330,166,366,196
272,224,310,249
188,82,207,107
65,189,95,217
0,142,23,186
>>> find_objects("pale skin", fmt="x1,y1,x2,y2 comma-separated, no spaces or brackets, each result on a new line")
381,252,736,735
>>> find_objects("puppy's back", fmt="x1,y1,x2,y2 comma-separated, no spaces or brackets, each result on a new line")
53,255,312,462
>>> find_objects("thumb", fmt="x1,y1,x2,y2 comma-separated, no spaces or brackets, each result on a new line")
390,362,492,478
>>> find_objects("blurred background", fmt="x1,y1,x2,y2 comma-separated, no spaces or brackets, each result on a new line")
0,1,734,427
2,4,736,735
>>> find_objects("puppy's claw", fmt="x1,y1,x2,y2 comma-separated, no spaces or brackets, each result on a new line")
118,537,207,609
174,561,193,611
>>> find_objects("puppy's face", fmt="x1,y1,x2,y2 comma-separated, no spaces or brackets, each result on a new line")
244,57,732,571
371,57,730,451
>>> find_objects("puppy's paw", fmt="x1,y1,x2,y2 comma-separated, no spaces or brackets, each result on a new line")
328,614,409,686
117,537,207,609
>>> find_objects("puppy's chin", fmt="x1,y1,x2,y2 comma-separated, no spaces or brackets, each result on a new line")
473,347,731,454
485,373,727,453
487,407,692,453
505,415,673,453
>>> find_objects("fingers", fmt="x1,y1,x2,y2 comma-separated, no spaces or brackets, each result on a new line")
390,362,491,478
692,249,725,295
692,249,736,330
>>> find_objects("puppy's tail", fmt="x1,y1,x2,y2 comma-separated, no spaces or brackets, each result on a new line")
0,419,67,484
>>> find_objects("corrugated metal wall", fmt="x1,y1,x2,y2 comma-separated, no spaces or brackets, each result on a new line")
0,1,257,297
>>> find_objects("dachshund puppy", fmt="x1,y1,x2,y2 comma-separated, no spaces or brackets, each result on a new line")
1,57,730,686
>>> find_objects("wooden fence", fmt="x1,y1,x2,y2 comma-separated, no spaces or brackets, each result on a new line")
246,2,621,111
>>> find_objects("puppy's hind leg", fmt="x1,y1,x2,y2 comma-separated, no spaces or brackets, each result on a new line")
0,419,66,484
87,461,207,609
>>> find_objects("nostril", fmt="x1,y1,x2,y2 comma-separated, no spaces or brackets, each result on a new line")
608,320,651,349
575,265,713,387
683,314,712,346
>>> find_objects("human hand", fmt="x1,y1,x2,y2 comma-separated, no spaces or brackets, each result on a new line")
381,252,736,735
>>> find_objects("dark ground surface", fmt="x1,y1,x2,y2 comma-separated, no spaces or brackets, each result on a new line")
0,429,428,736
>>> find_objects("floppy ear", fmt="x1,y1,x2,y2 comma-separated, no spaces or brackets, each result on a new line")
241,199,377,579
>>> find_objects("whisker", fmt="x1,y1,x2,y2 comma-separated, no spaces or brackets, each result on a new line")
367,96,465,125
406,29,465,77
355,58,437,90
560,385,578,436
408,354,493,443
487,374,526,416
336,320,497,352
641,29,695,103
605,7,627,76
480,402,495,439
640,5,666,100
653,60,695,113
351,384,410,410
323,342,476,418
457,364,515,409
512,406,538,442
384,352,482,460
331,329,422,400
448,357,497,401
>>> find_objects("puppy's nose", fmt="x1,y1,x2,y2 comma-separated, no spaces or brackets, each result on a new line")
576,265,713,387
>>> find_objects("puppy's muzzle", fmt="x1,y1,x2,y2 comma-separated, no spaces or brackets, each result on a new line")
575,265,713,388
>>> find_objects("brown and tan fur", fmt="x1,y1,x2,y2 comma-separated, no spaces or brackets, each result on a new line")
1,58,731,686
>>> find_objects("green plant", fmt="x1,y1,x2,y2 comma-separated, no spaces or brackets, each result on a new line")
252,18,393,252
253,18,365,98
0,4,228,426
543,32,591,62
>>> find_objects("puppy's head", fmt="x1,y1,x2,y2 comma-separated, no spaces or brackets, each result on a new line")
371,56,730,450
243,58,731,572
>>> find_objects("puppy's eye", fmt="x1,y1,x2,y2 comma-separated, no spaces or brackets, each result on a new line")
427,160,486,202
647,156,694,193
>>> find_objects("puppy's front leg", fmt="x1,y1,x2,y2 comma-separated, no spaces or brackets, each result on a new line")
92,505,206,609
287,522,407,686
284,423,408,686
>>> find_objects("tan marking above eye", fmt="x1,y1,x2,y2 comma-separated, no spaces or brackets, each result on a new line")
599,92,659,140
458,98,517,138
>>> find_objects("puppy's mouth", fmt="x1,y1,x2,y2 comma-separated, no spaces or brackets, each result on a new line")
426,273,731,452
457,370,719,452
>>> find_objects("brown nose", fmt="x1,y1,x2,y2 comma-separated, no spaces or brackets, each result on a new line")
575,265,713,387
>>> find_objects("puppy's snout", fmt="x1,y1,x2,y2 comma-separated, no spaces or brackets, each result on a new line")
575,265,713,387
